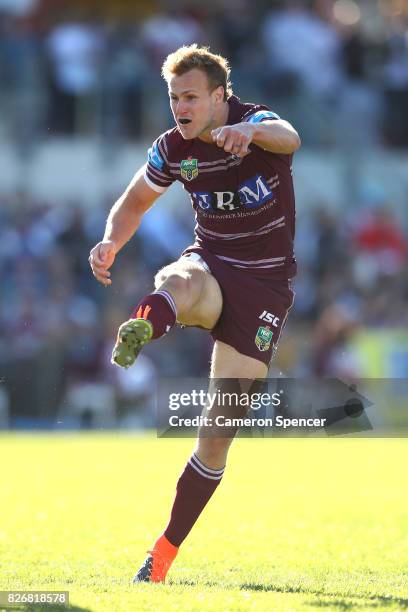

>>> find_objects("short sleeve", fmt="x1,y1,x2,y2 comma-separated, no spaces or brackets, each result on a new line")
244,110,280,124
144,134,175,193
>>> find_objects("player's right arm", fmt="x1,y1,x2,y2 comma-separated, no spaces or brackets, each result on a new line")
90,134,175,285
89,166,161,286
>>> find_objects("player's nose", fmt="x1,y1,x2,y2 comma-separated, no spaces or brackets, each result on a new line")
177,101,189,117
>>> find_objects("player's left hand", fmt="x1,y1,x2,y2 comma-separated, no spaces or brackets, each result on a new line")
211,123,254,157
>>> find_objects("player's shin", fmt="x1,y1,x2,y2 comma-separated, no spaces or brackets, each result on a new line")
163,452,225,547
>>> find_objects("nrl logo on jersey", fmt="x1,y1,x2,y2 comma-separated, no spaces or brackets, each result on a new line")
180,157,198,181
255,325,274,352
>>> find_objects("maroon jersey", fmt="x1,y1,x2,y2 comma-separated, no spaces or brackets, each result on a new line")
144,95,296,279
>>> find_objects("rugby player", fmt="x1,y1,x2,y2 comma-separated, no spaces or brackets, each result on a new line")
89,45,300,583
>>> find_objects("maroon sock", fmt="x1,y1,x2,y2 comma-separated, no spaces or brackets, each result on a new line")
163,453,225,547
131,290,177,340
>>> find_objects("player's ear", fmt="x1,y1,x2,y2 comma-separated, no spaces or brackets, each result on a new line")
212,85,224,105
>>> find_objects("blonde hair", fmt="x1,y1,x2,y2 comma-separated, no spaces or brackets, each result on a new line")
161,44,233,101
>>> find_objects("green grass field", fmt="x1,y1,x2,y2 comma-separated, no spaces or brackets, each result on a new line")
0,434,407,611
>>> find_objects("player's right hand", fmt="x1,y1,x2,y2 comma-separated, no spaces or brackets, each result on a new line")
88,240,116,286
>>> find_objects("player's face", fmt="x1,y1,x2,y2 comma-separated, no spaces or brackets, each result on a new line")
168,69,224,140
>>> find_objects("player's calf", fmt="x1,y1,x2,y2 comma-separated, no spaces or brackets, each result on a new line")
194,437,234,471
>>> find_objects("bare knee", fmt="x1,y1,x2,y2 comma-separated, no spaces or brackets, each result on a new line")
154,260,222,330
154,267,204,312
154,265,174,289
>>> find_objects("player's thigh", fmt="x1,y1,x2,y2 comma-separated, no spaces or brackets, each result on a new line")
155,257,223,329
210,340,268,379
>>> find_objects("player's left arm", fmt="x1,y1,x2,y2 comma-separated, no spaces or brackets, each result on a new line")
247,119,301,154
212,120,301,157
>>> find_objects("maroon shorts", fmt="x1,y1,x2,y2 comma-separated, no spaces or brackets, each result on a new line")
182,246,295,366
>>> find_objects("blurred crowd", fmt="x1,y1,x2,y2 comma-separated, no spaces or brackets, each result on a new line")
0,190,211,425
0,0,408,148
0,189,407,424
1,0,408,426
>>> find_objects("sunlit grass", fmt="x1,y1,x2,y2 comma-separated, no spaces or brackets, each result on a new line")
0,434,407,610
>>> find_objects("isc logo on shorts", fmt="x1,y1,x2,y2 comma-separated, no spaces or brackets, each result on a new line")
259,310,280,327
192,174,272,212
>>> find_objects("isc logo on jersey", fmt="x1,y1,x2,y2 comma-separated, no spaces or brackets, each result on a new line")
192,174,273,212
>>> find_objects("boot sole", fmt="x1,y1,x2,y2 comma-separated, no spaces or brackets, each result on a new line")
111,319,153,368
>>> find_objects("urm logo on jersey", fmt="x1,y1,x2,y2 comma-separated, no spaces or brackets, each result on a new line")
192,174,273,212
